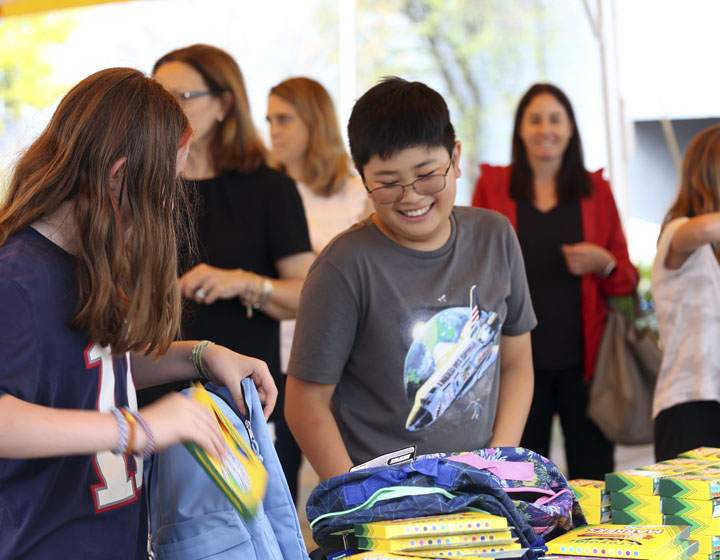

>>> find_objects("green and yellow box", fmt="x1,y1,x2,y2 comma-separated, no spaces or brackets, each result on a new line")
610,509,664,525
651,457,720,470
657,473,720,500
610,492,662,514
581,504,612,524
663,514,720,535
661,496,720,518
678,447,720,462
606,460,719,496
569,479,610,508
695,535,720,555
356,532,518,553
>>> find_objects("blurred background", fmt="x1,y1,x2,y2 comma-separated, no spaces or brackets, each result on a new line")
1,0,719,273
3,0,712,544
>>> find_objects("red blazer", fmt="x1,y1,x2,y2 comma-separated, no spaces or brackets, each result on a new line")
472,164,638,380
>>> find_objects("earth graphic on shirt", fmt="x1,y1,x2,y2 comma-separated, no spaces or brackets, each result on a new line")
403,303,500,432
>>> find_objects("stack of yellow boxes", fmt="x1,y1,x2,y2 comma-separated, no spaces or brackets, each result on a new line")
659,447,720,560
348,511,525,558
568,479,611,524
605,458,720,526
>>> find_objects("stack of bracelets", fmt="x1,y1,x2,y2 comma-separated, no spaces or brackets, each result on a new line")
190,340,213,381
110,407,156,459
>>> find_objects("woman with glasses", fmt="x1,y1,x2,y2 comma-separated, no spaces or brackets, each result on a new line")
138,45,314,446
266,76,370,502
472,83,637,480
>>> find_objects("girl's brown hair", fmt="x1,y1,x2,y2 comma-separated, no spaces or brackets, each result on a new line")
153,44,267,174
0,67,191,356
664,124,720,226
270,77,351,197
663,124,720,262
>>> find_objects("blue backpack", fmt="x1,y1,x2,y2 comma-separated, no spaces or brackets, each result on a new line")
307,447,585,559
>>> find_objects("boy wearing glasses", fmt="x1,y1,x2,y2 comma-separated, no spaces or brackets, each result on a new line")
285,78,536,481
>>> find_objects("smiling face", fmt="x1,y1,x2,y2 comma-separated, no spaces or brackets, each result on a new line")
363,142,461,252
266,94,311,173
519,92,574,167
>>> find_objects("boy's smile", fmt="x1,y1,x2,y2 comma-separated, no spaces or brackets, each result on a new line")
363,142,461,252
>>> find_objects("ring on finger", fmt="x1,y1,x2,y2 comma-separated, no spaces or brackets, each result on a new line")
195,288,207,300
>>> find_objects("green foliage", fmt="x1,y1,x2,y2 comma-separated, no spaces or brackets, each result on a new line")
355,0,556,166
0,13,75,132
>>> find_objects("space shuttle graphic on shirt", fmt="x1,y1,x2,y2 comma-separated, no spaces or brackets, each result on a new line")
404,285,500,431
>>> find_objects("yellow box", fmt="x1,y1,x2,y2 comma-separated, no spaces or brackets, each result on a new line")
610,509,664,525
610,492,662,513
581,504,612,524
569,479,610,507
664,514,720,535
657,473,720,500
545,524,690,559
694,535,720,555
661,496,720,518
606,460,715,496
678,447,720,462
354,512,507,539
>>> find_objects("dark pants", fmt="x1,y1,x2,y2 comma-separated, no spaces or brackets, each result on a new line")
273,375,303,505
274,416,303,504
520,363,614,480
654,400,720,462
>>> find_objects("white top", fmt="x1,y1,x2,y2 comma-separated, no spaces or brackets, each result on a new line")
650,217,720,418
280,174,371,372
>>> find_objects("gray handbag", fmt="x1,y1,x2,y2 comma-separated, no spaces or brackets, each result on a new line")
587,298,662,445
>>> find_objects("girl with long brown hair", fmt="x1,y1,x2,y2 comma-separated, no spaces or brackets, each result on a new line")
0,67,276,558
651,123,720,461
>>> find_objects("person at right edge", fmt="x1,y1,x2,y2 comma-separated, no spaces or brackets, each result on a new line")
651,124,720,462
472,83,637,480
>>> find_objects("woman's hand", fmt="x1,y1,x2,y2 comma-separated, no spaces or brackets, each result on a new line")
138,392,228,458
179,263,261,305
561,242,616,276
201,344,277,420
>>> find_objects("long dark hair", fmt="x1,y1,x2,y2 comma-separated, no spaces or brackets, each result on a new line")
0,67,191,356
509,83,591,202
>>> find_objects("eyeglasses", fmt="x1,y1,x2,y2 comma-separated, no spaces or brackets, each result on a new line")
171,90,213,105
365,159,453,204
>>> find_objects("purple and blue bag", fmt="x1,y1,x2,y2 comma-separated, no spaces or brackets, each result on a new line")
307,447,585,559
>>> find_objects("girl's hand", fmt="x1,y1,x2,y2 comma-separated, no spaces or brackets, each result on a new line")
561,242,615,276
138,392,227,458
201,344,277,420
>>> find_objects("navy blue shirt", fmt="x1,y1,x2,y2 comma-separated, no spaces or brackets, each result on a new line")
0,228,146,559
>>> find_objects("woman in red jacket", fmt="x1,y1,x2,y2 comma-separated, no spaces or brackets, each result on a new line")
472,83,637,479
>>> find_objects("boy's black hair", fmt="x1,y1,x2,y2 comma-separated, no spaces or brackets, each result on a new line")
347,77,456,177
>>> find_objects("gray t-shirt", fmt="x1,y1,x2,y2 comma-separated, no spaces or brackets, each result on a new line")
288,206,536,464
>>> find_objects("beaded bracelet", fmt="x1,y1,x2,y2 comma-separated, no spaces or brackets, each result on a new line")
110,407,128,455
130,410,156,459
120,408,137,455
190,340,213,381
